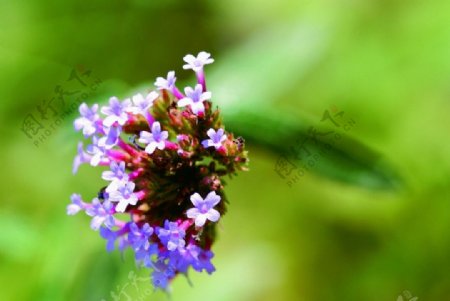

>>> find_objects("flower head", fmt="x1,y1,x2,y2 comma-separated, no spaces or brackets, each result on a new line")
68,52,248,291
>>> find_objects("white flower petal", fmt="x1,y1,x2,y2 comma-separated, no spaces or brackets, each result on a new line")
138,131,153,144
115,200,128,213
160,131,169,141
145,142,157,154
190,102,205,115
177,98,193,107
67,204,81,215
90,154,101,166
90,216,105,230
146,91,159,102
206,128,216,139
206,209,220,222
167,241,177,251
198,51,210,61
73,118,85,131
190,193,203,207
151,121,161,134
132,93,145,106
187,207,200,218
183,54,196,64
200,91,212,101
157,141,165,150
206,191,221,206
103,115,117,127
184,86,194,95
195,214,207,227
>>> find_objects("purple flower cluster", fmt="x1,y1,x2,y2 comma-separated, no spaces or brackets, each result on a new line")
68,52,248,290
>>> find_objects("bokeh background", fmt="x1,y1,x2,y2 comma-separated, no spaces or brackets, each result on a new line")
1,0,450,300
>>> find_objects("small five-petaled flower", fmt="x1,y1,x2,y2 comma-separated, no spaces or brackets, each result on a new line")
139,121,169,154
183,52,214,72
178,84,212,115
202,128,227,150
187,191,221,227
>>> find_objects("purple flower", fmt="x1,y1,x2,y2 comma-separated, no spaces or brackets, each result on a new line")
192,249,216,274
100,227,128,252
86,198,115,230
73,142,92,174
107,181,138,213
128,222,154,251
186,191,221,227
183,52,214,72
101,97,132,127
127,92,158,115
98,126,121,149
202,128,227,150
169,243,200,274
178,84,212,115
138,122,169,154
100,227,117,252
67,193,86,215
128,223,157,267
155,71,176,90
74,103,100,137
86,136,108,166
102,161,128,182
151,261,175,290
157,220,186,251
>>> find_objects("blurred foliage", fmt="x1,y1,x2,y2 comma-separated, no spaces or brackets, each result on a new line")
1,0,450,300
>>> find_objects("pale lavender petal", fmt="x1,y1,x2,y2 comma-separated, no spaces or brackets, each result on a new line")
194,215,207,227
190,193,203,207
207,128,216,139
200,91,212,101
206,209,220,222
186,208,200,219
177,98,193,107
190,101,205,115
145,143,158,154
205,191,221,207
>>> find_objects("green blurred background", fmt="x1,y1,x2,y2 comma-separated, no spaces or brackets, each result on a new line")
1,0,450,300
